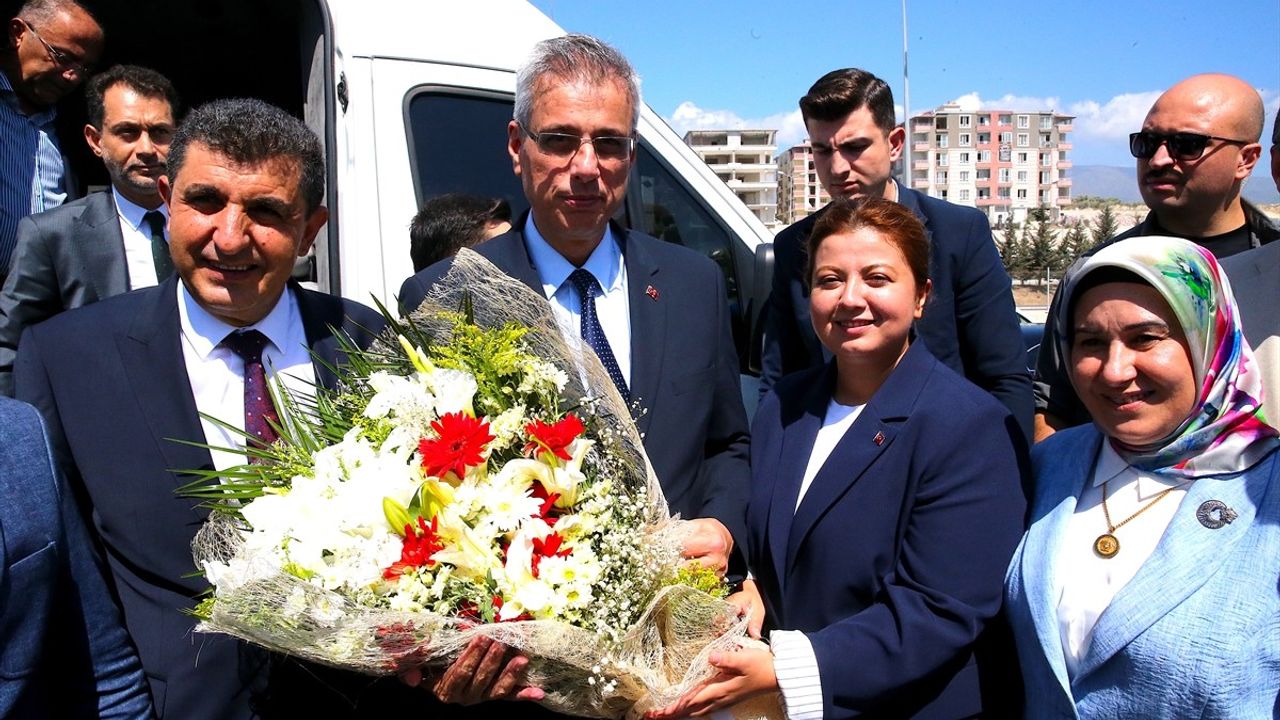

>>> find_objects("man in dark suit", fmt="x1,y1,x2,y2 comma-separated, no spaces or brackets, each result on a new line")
762,68,1031,440
0,395,153,718
398,33,750,707
0,64,179,396
15,98,405,719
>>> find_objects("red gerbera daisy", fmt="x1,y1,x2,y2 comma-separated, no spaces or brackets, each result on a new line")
523,414,585,462
419,412,495,480
383,515,444,580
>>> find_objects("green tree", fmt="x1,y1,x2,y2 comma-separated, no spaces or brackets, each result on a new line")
1060,224,1089,265
999,222,1024,278
1026,212,1057,286
1092,204,1119,246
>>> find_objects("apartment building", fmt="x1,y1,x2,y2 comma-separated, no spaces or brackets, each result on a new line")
683,129,781,231
906,102,1074,225
776,140,831,225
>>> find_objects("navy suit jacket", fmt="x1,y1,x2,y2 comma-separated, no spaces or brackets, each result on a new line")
0,396,153,718
399,221,751,552
762,183,1032,440
13,277,419,719
748,342,1027,718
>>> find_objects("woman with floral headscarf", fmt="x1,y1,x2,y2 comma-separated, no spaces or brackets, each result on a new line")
1006,236,1280,719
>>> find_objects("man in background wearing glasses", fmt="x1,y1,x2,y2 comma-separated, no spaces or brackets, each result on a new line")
1,0,102,284
1033,73,1277,441
399,33,750,710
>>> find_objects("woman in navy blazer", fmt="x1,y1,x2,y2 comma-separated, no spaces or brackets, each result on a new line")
651,197,1027,719
1006,237,1280,718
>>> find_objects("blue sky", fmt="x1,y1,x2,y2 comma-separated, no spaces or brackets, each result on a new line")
530,0,1279,183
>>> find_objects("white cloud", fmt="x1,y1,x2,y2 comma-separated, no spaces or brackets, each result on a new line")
667,101,808,153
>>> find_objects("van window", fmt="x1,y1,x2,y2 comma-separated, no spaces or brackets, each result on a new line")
405,89,739,307
405,89,529,216
630,144,740,303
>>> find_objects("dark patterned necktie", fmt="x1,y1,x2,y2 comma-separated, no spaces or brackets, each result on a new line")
221,330,279,457
568,268,629,401
143,210,174,279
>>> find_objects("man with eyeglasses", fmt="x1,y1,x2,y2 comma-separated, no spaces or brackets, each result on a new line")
399,33,750,711
1033,73,1277,442
1,0,103,284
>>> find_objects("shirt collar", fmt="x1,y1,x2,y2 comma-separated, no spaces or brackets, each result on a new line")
178,281,299,362
522,214,624,299
1092,440,1188,491
112,186,167,231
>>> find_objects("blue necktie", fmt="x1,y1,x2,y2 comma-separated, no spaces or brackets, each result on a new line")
568,268,629,401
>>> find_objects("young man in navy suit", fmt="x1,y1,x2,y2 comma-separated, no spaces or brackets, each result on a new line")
398,34,751,709
762,68,1032,440
14,98,417,718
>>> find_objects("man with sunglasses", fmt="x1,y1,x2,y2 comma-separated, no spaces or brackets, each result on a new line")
1033,73,1277,441
399,33,750,711
1,0,102,284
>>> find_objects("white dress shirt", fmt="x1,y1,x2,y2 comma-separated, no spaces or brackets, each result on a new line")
523,215,631,386
770,397,864,720
112,187,167,290
1055,442,1192,677
177,283,315,471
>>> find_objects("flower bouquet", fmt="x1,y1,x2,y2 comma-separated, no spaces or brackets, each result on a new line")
183,250,749,719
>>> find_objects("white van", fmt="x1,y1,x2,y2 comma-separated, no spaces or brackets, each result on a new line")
70,0,774,371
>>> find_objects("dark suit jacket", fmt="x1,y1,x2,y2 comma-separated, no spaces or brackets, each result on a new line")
14,277,419,719
0,396,154,719
0,190,132,396
399,220,752,554
762,183,1033,440
748,342,1027,719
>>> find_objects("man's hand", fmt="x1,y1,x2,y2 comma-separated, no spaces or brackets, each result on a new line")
644,647,777,718
727,578,765,640
398,636,545,705
681,518,733,577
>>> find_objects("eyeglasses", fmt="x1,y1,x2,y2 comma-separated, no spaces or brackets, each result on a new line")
21,20,92,76
1128,131,1250,161
518,122,635,162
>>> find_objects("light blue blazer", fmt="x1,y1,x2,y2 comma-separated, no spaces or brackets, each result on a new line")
1006,424,1280,719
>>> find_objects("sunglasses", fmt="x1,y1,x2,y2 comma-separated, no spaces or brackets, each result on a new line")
1128,131,1249,161
519,122,635,162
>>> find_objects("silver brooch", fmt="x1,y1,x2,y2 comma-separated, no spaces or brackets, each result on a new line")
1196,500,1238,529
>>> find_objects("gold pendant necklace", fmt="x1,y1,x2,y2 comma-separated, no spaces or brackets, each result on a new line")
1094,477,1189,559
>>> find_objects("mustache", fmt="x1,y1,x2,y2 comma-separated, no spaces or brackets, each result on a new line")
1143,169,1182,183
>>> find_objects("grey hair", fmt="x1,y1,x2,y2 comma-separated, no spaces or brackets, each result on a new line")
17,0,97,27
167,98,325,214
513,33,641,132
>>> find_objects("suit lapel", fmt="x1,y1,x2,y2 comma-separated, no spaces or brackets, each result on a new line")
1019,429,1101,697
621,229,664,437
477,220,543,292
115,277,211,519
765,364,831,589
294,283,350,390
782,343,931,574
1074,456,1271,680
74,192,129,298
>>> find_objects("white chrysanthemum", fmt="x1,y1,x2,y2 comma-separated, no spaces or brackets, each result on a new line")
475,479,542,534
517,359,569,395
422,367,478,416
488,405,528,450
364,371,436,422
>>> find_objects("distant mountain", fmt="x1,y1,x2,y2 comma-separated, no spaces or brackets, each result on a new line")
1072,165,1280,205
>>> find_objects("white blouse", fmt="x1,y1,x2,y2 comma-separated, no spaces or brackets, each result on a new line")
1054,442,1191,677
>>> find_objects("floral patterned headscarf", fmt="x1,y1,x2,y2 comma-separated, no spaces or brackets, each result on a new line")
1056,236,1279,478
